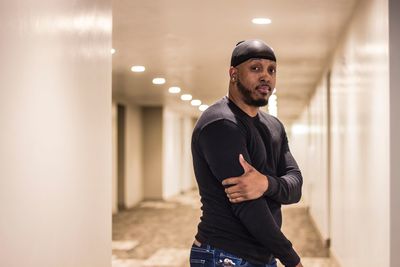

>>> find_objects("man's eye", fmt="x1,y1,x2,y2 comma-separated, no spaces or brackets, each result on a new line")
251,66,261,71
269,68,276,74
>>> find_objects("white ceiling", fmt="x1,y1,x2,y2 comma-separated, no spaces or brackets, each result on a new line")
112,0,358,125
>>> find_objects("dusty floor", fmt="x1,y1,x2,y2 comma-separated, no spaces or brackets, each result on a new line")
112,190,332,267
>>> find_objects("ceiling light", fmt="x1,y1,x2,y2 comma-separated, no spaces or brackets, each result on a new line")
168,87,181,94
131,66,145,72
199,104,209,112
252,18,272,25
180,94,192,101
191,99,202,106
152,77,166,84
111,48,116,54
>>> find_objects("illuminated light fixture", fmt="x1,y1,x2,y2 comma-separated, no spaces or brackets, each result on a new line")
292,124,308,135
168,86,181,94
268,91,278,117
131,65,145,72
152,77,166,84
111,48,116,54
199,104,209,111
252,18,272,25
180,94,192,101
269,94,277,102
191,99,202,106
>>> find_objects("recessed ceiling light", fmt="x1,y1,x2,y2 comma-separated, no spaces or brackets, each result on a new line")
168,87,181,94
152,77,166,84
181,94,192,101
252,18,272,25
199,104,209,111
191,99,202,106
111,48,116,54
131,66,145,72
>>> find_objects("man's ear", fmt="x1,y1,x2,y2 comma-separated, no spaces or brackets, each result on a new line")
229,67,237,81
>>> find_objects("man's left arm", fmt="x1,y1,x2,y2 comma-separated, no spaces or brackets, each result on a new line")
223,128,303,205
264,131,303,204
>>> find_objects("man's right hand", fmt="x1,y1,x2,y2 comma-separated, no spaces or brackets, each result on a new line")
222,154,269,203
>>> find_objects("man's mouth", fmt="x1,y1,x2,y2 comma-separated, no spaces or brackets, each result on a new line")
256,85,271,94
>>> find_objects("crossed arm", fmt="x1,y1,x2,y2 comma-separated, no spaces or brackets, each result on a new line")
222,125,303,205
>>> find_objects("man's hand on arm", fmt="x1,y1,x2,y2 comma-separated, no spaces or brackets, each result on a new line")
222,154,269,203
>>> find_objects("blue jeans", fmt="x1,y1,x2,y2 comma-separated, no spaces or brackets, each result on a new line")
189,242,277,267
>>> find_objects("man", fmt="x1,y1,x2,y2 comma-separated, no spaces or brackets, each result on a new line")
190,40,303,267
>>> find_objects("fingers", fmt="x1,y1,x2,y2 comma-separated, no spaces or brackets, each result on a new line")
228,197,246,203
222,154,253,187
227,191,248,203
227,192,242,199
222,177,240,187
226,190,249,203
239,154,252,173
225,184,240,195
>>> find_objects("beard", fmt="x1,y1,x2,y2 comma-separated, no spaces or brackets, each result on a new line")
237,78,269,107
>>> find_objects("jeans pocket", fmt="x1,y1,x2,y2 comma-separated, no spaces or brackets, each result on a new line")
190,246,213,267
267,258,277,267
216,252,243,266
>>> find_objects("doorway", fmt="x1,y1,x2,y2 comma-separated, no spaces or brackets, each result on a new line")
117,104,126,211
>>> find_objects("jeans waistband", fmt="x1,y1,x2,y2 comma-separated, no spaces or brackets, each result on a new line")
193,239,275,265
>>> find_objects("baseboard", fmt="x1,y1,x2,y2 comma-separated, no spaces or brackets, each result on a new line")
307,209,330,248
329,248,342,267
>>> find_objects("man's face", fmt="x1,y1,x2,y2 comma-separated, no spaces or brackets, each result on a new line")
233,59,276,107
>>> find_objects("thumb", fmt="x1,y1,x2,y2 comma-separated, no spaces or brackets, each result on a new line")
239,154,253,173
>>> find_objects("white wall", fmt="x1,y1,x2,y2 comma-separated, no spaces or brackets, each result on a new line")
114,105,195,203
163,107,196,198
112,103,118,213
181,116,196,192
163,108,183,198
0,0,112,266
291,76,330,242
112,101,143,210
389,0,400,266
124,104,143,207
291,0,390,266
330,0,389,265
142,107,163,199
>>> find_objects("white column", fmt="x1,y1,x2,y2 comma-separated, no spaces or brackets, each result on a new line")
389,0,400,266
142,107,163,199
0,0,112,266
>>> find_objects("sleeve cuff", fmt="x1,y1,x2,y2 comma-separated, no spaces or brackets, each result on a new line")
284,253,301,267
265,175,278,197
280,246,300,267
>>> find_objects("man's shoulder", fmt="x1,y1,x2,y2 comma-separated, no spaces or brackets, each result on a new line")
192,97,245,139
196,97,238,128
258,111,285,133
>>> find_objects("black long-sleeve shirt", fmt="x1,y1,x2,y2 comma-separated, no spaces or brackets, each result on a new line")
191,96,303,266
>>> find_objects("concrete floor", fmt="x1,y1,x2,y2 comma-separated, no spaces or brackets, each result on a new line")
112,190,333,267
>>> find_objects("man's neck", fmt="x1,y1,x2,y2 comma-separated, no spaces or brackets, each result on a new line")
227,92,259,117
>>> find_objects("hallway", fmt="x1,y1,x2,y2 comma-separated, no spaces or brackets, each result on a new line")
112,190,331,267
2,0,400,266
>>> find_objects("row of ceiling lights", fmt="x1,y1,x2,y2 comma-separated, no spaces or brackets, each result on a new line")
132,65,209,112
112,17,272,113
111,58,210,112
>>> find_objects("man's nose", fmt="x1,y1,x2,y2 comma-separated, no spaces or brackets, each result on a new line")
259,70,271,82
